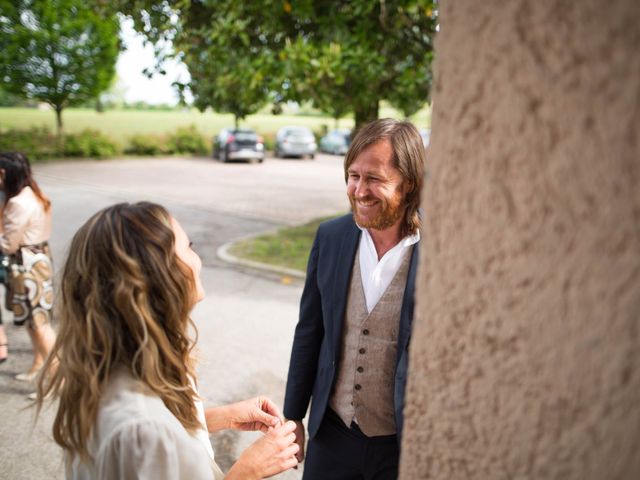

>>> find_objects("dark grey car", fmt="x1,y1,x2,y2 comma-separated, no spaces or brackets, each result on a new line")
213,128,265,163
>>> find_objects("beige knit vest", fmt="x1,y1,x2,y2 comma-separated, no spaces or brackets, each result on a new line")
329,246,412,436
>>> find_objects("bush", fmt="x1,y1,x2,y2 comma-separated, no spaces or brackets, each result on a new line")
167,125,207,155
125,133,169,156
262,133,276,152
63,129,119,158
0,126,58,159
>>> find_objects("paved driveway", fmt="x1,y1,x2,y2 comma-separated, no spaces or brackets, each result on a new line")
0,154,350,479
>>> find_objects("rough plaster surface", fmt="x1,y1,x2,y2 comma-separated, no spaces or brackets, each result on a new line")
400,1,640,478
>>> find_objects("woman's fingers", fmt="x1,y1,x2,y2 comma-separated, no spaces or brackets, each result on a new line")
281,443,300,459
236,420,301,478
282,431,296,445
249,396,283,430
279,455,299,471
259,396,285,422
278,420,297,434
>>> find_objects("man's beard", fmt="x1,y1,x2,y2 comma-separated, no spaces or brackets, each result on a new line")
349,189,405,232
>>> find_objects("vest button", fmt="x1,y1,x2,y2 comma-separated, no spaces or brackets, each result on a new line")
357,366,364,373
355,384,362,390
359,348,366,354
362,329,370,335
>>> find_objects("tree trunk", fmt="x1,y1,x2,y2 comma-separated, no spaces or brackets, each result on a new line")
400,0,640,479
234,115,239,129
55,105,64,155
353,101,379,133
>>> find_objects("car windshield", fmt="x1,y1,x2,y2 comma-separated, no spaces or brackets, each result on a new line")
286,127,313,138
234,130,258,142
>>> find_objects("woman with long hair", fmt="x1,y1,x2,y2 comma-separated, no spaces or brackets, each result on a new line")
36,202,298,479
0,152,56,381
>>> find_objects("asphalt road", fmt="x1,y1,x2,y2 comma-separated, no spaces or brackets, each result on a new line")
0,153,350,479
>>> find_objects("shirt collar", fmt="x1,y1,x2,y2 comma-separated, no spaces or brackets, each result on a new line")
355,222,421,247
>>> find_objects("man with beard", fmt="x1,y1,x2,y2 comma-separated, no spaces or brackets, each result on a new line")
284,118,425,479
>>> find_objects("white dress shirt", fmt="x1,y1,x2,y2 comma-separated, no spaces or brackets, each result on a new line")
357,226,420,313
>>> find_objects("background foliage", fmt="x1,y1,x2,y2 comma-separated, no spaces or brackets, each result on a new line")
110,0,437,130
0,0,120,136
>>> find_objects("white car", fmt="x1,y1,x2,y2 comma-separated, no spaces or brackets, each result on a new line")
274,126,317,159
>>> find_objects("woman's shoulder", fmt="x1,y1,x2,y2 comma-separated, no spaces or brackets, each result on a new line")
96,370,182,436
84,371,216,479
5,187,37,210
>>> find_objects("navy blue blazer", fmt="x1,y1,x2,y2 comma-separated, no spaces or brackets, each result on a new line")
283,214,419,440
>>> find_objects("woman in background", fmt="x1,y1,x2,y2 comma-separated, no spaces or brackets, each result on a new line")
0,179,8,363
36,202,298,479
0,152,56,381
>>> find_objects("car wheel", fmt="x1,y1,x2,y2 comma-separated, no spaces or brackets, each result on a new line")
221,149,228,162
310,154,315,160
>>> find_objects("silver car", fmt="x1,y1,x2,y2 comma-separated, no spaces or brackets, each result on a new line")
274,126,317,159
319,129,351,155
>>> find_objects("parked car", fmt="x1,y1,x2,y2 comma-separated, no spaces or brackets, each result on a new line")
419,128,431,148
319,129,351,155
213,128,264,163
274,126,317,159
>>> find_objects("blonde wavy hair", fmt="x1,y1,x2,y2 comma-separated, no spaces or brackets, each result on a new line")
36,202,200,461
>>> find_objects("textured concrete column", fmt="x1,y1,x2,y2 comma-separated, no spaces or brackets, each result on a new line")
400,1,640,479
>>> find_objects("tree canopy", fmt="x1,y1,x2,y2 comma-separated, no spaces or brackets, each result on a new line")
0,0,119,136
117,0,437,130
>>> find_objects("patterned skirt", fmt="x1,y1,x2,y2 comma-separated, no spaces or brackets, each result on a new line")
8,242,54,327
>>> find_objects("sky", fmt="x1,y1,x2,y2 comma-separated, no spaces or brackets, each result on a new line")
115,18,189,106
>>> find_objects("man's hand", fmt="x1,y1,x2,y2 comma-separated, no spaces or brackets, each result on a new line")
291,419,306,463
227,396,285,433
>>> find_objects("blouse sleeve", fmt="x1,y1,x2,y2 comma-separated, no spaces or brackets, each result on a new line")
96,420,216,480
0,199,29,254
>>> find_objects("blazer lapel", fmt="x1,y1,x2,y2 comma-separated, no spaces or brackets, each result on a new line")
329,220,361,358
397,243,419,362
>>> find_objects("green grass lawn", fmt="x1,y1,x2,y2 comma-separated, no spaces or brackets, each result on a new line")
228,214,344,273
0,104,431,142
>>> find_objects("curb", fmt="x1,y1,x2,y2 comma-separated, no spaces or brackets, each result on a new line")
216,237,307,280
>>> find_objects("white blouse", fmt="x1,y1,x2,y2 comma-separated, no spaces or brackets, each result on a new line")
67,370,224,480
0,186,52,254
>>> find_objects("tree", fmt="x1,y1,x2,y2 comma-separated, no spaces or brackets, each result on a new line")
178,3,275,127
0,0,119,138
0,85,28,107
112,0,437,131
402,0,640,478
275,1,437,129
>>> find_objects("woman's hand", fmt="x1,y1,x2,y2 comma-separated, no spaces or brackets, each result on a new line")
205,396,284,434
226,420,300,479
227,396,285,433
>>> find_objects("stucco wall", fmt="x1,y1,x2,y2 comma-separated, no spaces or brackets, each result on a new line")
400,1,640,479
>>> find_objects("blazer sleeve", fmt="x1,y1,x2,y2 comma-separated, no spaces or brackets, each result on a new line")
283,229,325,420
